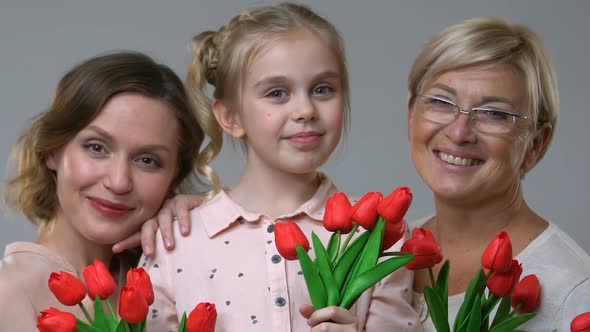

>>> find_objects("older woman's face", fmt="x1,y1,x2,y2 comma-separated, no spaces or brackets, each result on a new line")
46,92,180,245
408,64,535,203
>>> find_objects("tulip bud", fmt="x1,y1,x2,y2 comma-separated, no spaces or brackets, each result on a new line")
486,259,523,297
83,259,117,300
481,231,513,273
274,220,310,260
377,187,412,223
382,219,407,251
36,307,77,332
401,227,443,270
126,267,154,305
119,286,149,324
350,192,383,230
323,192,353,233
187,302,217,332
571,311,590,332
511,274,541,313
48,271,86,306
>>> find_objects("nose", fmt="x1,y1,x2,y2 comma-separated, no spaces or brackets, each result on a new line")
443,112,477,145
291,95,317,122
103,157,133,194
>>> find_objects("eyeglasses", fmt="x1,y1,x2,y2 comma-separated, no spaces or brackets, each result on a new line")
415,95,528,134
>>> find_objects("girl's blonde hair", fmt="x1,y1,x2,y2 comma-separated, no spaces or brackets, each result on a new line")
4,51,206,226
408,17,559,165
187,2,350,196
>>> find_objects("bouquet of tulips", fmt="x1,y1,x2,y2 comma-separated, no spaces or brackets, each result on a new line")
274,187,416,310
37,259,216,332
403,229,541,331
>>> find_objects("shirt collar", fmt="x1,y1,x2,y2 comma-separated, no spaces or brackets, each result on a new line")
199,172,338,238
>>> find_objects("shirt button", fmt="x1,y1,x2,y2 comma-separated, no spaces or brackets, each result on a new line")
275,296,286,307
271,254,282,264
267,224,275,233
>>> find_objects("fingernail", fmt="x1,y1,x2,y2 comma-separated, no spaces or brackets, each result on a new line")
180,225,188,235
165,238,173,249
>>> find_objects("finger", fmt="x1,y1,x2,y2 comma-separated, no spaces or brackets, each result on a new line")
157,200,177,250
307,306,356,327
299,304,315,320
112,231,141,254
310,322,357,332
140,219,159,257
174,195,200,236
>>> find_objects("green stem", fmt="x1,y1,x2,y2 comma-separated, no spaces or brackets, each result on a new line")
380,251,405,257
428,267,436,288
106,299,117,318
78,303,93,324
334,224,359,265
508,303,522,318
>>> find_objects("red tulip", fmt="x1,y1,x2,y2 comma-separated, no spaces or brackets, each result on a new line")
119,286,149,323
382,219,407,251
571,312,590,332
274,220,310,260
486,259,523,297
187,302,217,332
481,231,513,273
48,271,86,306
126,267,154,305
36,307,77,332
511,274,541,313
401,227,443,270
377,187,412,223
350,192,383,230
323,192,353,233
83,259,117,300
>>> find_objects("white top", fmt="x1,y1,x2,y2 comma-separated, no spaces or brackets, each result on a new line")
411,218,590,331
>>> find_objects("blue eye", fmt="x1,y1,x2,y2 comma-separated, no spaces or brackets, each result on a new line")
313,85,333,96
265,89,288,98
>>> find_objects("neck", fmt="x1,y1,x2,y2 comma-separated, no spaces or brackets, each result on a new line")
230,155,321,219
430,181,530,246
36,213,113,274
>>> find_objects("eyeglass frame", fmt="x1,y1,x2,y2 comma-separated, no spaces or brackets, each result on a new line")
414,94,529,133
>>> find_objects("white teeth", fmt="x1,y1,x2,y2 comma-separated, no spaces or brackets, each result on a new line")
438,152,482,166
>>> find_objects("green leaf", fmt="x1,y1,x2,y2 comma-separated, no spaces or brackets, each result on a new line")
454,269,488,332
92,297,113,331
333,231,370,290
488,313,536,332
435,259,450,314
297,245,327,309
312,232,340,306
76,320,102,332
351,217,386,279
465,293,482,332
339,254,415,309
178,312,187,332
115,320,131,332
481,294,501,325
490,296,512,328
326,232,341,263
423,286,450,332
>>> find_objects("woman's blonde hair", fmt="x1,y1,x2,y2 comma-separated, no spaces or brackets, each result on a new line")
408,17,559,165
187,2,350,195
4,51,206,225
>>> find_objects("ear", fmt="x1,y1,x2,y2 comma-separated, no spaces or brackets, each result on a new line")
46,152,58,171
522,123,552,173
212,98,245,139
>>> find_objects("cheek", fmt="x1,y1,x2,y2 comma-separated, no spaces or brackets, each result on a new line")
59,152,102,190
134,172,175,214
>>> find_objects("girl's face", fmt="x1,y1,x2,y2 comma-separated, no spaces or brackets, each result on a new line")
47,92,180,245
228,29,345,175
408,64,536,204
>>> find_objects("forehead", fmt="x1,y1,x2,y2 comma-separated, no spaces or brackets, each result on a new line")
85,92,180,148
244,29,341,83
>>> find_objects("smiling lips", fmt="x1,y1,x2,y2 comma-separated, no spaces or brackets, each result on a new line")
88,197,134,218
436,151,484,167
286,131,323,144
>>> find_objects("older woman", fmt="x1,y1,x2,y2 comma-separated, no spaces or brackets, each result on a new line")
407,17,590,331
0,51,208,330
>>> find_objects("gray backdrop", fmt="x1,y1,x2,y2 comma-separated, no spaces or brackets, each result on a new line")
1,1,588,253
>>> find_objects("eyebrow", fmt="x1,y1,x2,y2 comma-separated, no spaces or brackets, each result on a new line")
431,83,515,106
84,125,173,154
253,70,341,89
